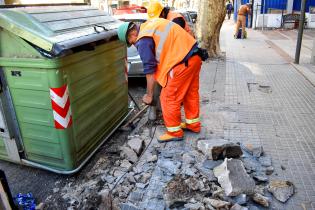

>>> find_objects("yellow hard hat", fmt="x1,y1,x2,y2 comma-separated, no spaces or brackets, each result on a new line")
147,1,164,19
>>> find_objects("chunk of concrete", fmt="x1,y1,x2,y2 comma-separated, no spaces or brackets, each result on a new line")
214,158,255,196
252,193,269,207
157,159,181,175
203,198,230,208
253,173,269,182
202,160,223,170
182,153,195,164
230,204,249,210
127,137,144,155
147,154,158,163
268,180,295,203
245,144,263,157
120,203,140,210
121,146,138,163
197,139,243,160
120,159,132,169
264,166,274,175
242,157,260,173
184,202,205,210
98,190,112,210
233,194,247,205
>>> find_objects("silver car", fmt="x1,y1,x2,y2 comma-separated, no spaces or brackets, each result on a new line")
115,13,147,77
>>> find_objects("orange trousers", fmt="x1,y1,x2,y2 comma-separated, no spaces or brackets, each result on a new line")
160,55,202,137
235,15,246,38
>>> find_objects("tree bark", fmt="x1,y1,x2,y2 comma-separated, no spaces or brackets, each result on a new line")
171,0,176,7
196,0,226,57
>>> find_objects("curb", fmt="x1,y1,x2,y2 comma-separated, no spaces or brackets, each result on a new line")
291,63,315,87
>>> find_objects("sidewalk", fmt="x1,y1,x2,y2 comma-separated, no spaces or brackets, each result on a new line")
219,20,315,209
135,21,315,209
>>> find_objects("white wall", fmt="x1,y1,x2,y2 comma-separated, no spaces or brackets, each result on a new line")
255,13,315,29
312,39,315,64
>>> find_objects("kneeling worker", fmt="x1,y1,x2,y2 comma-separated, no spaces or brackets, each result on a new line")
118,19,202,143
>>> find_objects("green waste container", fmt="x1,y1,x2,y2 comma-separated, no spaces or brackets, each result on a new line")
0,5,129,173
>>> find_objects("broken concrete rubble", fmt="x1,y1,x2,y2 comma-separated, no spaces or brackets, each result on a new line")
127,137,144,155
185,177,205,191
253,173,269,183
182,166,198,177
140,173,151,183
268,180,295,203
120,159,132,169
252,193,269,207
197,139,243,160
242,157,260,173
121,146,138,163
230,203,249,210
182,153,196,164
157,159,182,175
245,144,263,158
163,176,194,208
214,158,255,196
254,185,266,195
120,203,140,210
233,194,247,205
184,202,205,210
202,159,223,170
264,166,274,175
203,198,230,208
146,154,158,163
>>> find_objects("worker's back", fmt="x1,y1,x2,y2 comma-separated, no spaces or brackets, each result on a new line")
238,5,250,15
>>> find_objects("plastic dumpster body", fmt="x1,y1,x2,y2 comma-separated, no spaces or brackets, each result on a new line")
0,6,129,173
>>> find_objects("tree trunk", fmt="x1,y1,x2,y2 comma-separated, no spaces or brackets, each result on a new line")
171,0,176,7
196,0,226,57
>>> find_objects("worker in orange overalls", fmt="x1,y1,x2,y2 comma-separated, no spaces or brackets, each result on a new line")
118,19,202,143
235,3,251,39
147,1,194,37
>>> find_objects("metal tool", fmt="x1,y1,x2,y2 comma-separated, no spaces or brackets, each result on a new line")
121,105,149,130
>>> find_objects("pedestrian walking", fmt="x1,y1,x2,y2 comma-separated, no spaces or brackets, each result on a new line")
146,1,194,37
226,1,233,20
234,3,251,39
117,19,203,143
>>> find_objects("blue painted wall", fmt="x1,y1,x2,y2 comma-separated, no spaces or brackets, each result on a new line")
293,0,315,12
258,0,315,13
261,0,287,13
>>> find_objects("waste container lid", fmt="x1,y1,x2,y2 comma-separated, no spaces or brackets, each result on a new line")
0,6,122,57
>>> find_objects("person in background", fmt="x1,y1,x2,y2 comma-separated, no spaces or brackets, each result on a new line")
226,1,233,20
235,3,251,39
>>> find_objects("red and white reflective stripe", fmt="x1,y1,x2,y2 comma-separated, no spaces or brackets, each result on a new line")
124,58,128,83
50,84,72,129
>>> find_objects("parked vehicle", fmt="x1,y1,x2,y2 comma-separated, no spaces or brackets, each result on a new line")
113,4,147,15
115,13,147,77
187,10,198,23
174,10,197,35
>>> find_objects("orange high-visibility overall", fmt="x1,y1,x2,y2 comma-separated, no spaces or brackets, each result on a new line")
137,18,202,137
166,11,194,36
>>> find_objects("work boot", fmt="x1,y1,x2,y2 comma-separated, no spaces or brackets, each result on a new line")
180,122,201,133
158,133,183,143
